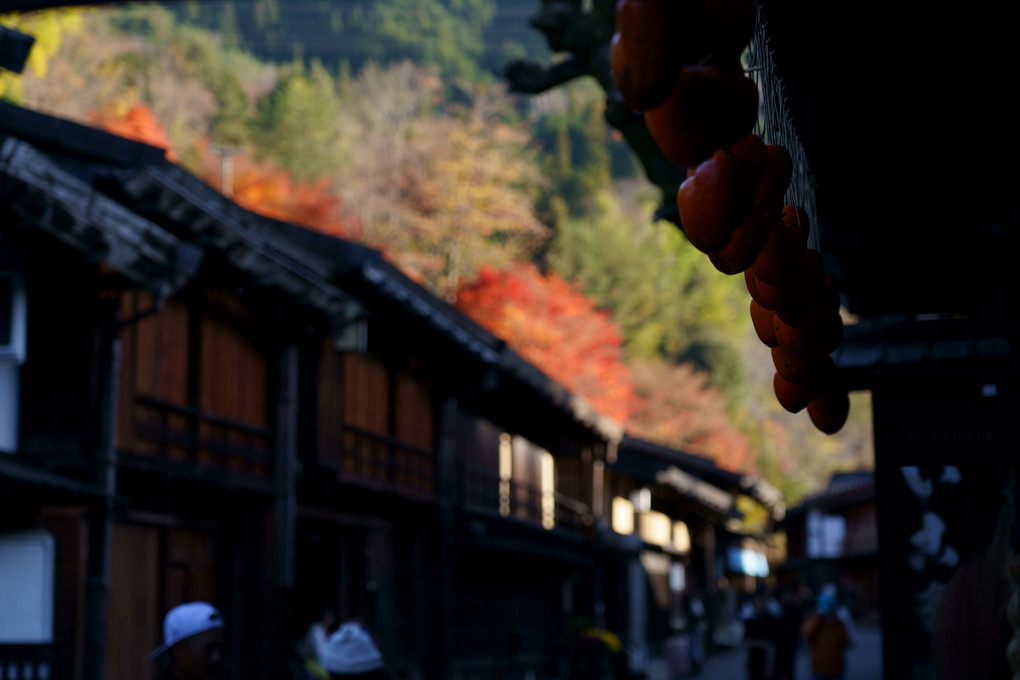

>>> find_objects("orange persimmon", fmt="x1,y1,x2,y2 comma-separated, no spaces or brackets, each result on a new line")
750,299,779,347
709,200,779,274
808,378,850,435
611,0,701,111
758,145,794,206
744,269,771,310
773,371,814,413
645,63,759,168
774,247,825,326
676,134,768,254
771,344,817,384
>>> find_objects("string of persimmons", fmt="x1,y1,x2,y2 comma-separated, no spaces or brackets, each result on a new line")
611,0,849,434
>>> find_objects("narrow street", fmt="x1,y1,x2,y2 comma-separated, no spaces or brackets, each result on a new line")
647,624,882,680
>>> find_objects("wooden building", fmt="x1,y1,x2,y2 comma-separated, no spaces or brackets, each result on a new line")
0,101,773,680
598,437,783,672
778,471,879,622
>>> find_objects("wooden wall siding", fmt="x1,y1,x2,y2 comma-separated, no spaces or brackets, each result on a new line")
457,430,590,530
165,528,217,607
394,371,435,493
198,313,271,476
106,524,161,680
117,291,191,461
342,353,389,434
315,340,345,468
316,349,436,498
556,456,584,505
40,507,88,680
116,290,272,478
455,414,501,470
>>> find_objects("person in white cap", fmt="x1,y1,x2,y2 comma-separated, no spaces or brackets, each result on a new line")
318,622,389,679
151,601,225,680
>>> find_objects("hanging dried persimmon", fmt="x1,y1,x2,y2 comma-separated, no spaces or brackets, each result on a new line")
750,299,779,347
745,269,771,310
676,133,768,254
758,145,794,207
771,344,817,384
750,204,810,285
773,299,828,357
773,371,814,413
644,62,759,168
611,0,702,111
807,375,851,435
751,271,796,311
774,247,825,326
709,202,779,274
782,205,811,244
708,144,791,274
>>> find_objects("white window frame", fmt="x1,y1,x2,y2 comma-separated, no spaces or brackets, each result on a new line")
0,272,26,453
0,271,27,363
0,528,55,643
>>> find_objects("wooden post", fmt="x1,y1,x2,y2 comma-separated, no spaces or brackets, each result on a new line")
82,296,120,680
431,395,457,680
273,343,299,680
704,525,716,595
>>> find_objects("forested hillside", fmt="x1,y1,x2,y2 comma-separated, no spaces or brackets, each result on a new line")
0,1,872,503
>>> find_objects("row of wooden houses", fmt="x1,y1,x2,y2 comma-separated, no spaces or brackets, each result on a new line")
0,100,782,680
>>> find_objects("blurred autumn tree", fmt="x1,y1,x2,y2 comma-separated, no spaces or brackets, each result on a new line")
456,263,636,423
88,103,358,239
88,102,178,161
547,187,749,406
167,0,498,81
627,359,754,472
196,144,360,239
0,7,84,104
254,59,344,181
334,62,548,299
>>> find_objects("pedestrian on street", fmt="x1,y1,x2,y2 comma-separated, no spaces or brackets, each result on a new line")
742,592,776,680
686,590,708,676
773,586,804,680
151,601,225,680
298,605,337,680
319,621,390,680
800,589,849,680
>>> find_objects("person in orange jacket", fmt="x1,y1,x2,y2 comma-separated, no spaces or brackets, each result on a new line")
800,589,849,680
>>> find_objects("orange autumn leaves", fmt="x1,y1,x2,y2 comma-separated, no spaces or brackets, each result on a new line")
456,264,635,423
89,104,178,162
88,103,358,239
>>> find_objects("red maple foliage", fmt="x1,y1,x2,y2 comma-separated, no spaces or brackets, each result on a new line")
627,359,755,472
87,104,360,240
88,103,178,161
456,264,637,423
196,144,361,240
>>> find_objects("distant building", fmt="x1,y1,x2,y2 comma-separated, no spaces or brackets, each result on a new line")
778,470,878,622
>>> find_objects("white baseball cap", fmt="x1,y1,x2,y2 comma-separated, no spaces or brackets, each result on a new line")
319,623,383,674
150,602,224,660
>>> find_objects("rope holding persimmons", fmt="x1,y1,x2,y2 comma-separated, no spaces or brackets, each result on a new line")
610,0,850,434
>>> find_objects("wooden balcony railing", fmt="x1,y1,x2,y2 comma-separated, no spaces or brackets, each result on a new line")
459,461,590,532
127,394,272,478
317,423,437,501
